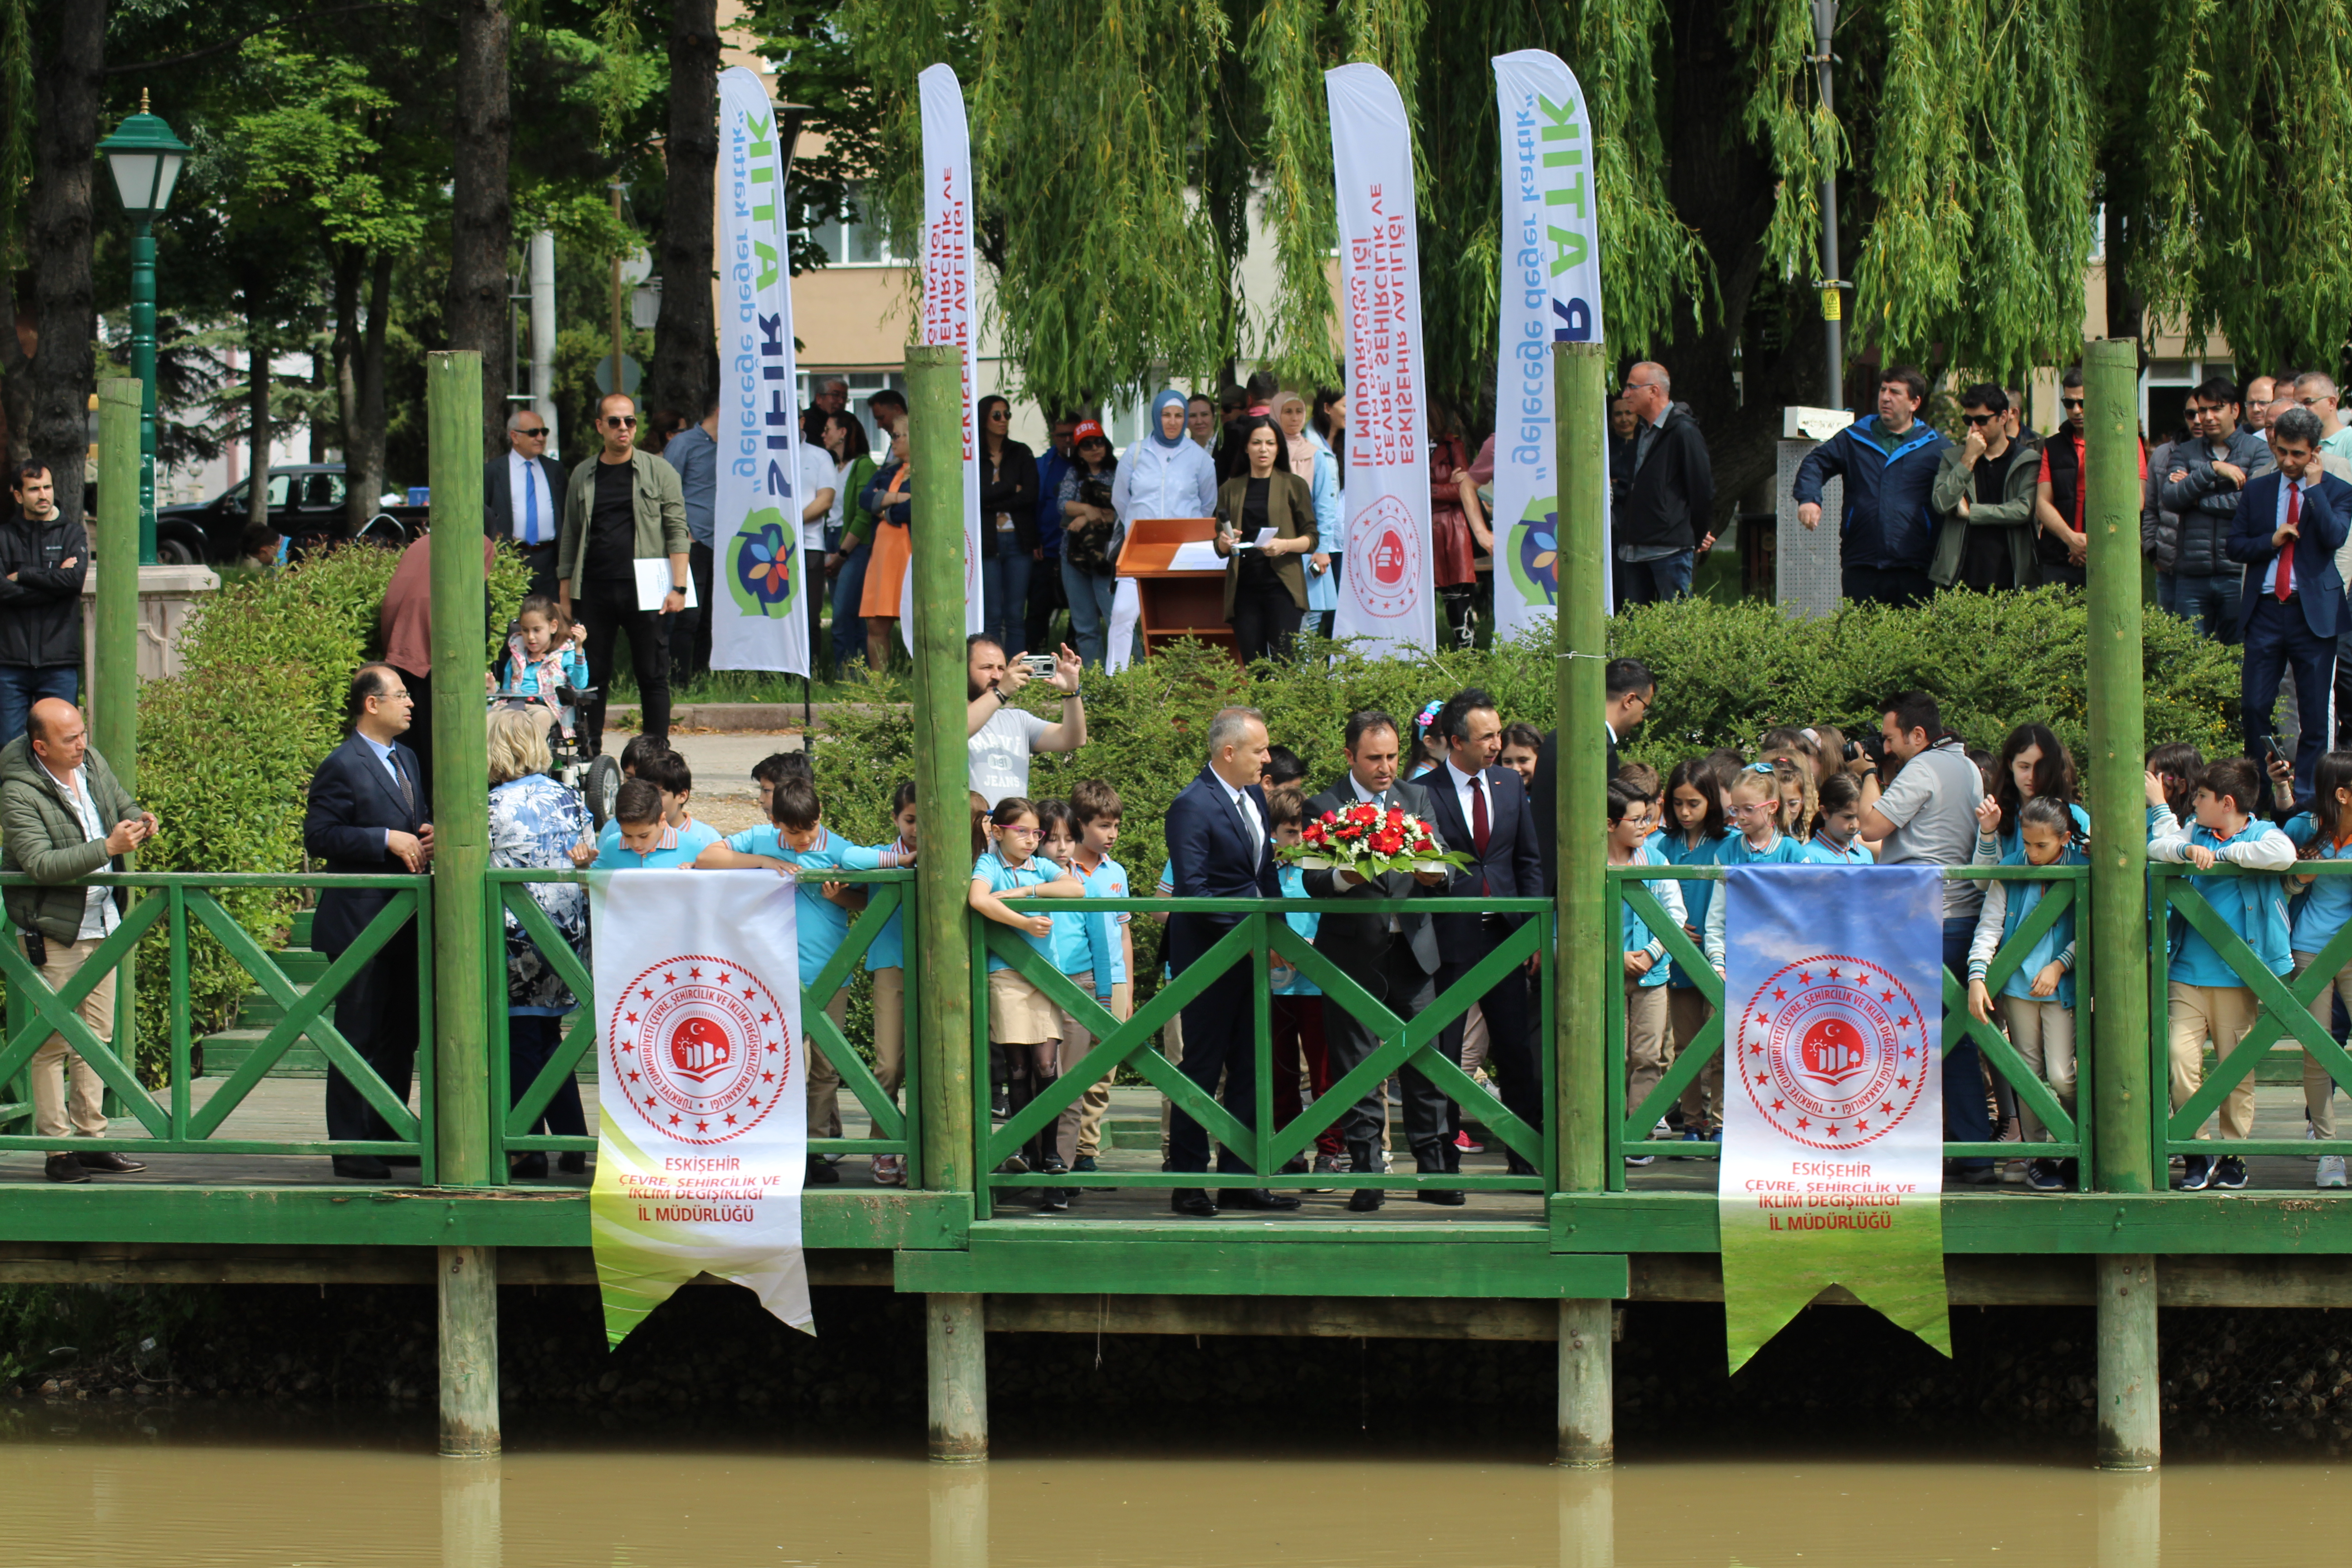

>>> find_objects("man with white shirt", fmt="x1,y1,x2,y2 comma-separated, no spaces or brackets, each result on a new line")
2229,407,2352,799
1420,688,1546,1176
483,409,567,599
1161,706,1289,1215
1303,711,1449,1210
797,436,838,678
0,699,156,1182
664,399,720,686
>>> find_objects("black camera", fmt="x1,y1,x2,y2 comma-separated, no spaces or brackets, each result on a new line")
23,929,45,968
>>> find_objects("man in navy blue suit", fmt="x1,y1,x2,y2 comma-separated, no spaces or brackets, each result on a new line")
1421,688,1547,1177
2229,407,2352,800
1161,706,1292,1215
302,664,434,1180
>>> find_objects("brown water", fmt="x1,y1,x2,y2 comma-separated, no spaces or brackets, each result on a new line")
6,1421,2347,1568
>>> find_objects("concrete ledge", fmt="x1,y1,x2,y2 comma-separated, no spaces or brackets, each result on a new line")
605,701,906,733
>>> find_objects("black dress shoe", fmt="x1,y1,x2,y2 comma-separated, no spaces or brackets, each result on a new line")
1504,1153,1539,1178
509,1152,549,1179
557,1151,588,1175
333,1156,392,1180
44,1154,88,1184
1217,1188,1302,1211
1416,1188,1467,1206
1347,1186,1384,1212
78,1151,146,1174
1036,1187,1072,1213
806,1157,840,1186
1170,1189,1218,1216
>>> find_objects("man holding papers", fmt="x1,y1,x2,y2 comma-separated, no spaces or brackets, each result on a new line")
1211,417,1319,663
560,391,692,754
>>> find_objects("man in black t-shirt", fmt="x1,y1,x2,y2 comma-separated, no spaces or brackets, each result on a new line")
558,393,690,755
1928,385,2041,592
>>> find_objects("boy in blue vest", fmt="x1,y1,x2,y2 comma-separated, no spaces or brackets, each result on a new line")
2149,756,2297,1191
696,775,911,1185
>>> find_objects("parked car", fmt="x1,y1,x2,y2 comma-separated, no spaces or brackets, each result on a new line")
154,464,427,565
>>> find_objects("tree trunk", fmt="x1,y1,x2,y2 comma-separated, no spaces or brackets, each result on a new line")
24,0,105,531
348,251,394,531
1,279,31,465
334,245,368,534
446,0,513,450
247,298,272,531
649,0,721,425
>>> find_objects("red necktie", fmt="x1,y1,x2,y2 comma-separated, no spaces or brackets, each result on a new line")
1470,773,1490,856
2281,485,2300,602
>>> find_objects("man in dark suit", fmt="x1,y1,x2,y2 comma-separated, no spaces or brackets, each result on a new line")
1421,688,1547,1174
485,409,567,599
2228,407,2352,799
1162,706,1290,1215
1529,657,1651,892
1304,710,1449,1210
302,664,434,1180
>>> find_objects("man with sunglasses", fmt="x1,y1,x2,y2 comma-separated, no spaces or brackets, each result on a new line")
559,392,690,755
485,407,568,599
2160,375,2270,640
1928,384,2040,592
2036,366,2148,591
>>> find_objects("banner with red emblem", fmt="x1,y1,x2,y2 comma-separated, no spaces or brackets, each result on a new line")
1718,864,1950,1372
589,870,810,1343
1325,62,1436,657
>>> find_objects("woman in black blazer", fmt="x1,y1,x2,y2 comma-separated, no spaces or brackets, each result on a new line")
1211,417,1318,663
977,394,1039,655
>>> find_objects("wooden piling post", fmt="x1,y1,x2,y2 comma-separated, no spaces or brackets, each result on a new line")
906,343,985,1460
2084,337,2157,1469
95,380,141,1093
426,351,499,1458
1552,341,1612,1465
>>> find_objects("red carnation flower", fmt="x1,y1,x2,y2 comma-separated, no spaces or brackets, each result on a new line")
1373,830,1404,854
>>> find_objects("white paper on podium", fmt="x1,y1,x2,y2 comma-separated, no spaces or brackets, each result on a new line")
635,559,700,612
1166,540,1227,573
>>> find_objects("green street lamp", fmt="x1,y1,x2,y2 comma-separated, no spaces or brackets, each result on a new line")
98,90,188,566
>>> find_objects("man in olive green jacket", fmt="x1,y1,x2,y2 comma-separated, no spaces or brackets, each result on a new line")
1928,383,2044,592
0,697,156,1181
558,392,691,754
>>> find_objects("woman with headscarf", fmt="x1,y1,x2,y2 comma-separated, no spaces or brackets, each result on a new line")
1105,389,1218,667
1274,392,1342,640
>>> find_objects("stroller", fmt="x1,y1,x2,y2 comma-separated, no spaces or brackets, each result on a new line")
490,624,624,828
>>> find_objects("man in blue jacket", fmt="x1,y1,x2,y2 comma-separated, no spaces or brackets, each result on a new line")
1792,365,1953,606
2230,407,2352,799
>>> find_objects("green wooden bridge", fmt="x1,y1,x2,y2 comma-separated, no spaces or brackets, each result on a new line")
0,344,2327,1471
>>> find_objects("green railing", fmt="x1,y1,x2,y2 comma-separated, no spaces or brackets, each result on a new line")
0,872,434,1169
484,867,921,1184
1610,863,2090,1186
971,895,1552,1214
2150,860,2352,1181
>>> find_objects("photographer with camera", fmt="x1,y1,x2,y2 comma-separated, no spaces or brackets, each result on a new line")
2,698,157,1183
968,635,1087,807
1057,421,1124,667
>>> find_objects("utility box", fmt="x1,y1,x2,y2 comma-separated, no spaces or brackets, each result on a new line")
1776,405,1852,617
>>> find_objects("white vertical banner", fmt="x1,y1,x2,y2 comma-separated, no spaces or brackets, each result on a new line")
1326,62,1435,657
589,870,810,1345
713,65,809,675
903,62,984,648
1491,51,1608,643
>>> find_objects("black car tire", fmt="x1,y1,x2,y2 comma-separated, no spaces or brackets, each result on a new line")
156,536,200,567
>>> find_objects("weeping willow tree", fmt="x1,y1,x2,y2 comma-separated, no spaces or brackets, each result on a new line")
764,0,2310,507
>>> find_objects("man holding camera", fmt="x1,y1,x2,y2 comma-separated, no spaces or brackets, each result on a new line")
1,698,157,1182
966,634,1086,807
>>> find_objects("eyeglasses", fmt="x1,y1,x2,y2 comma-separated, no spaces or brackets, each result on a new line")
2060,398,2085,410
514,425,547,437
985,408,1009,420
1962,413,1995,426
2302,395,2332,407
1001,823,1041,838
603,415,638,428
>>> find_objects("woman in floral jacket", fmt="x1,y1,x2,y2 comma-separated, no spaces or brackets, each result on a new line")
486,708,592,1177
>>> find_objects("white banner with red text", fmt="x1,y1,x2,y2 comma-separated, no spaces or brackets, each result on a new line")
590,869,810,1343
901,62,984,650
713,65,811,676
1325,62,1436,657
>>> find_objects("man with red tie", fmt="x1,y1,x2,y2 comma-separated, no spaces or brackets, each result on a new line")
2229,406,2352,801
1421,687,1546,1176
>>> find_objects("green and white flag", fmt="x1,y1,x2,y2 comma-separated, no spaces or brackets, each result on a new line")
1718,864,1951,1371
590,869,810,1344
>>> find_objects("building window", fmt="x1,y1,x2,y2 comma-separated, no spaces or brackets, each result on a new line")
803,182,905,268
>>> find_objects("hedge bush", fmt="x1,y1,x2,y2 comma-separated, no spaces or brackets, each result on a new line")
813,586,2244,1004
118,539,530,1083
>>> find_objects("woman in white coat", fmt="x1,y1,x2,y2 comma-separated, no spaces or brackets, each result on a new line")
1103,389,1218,671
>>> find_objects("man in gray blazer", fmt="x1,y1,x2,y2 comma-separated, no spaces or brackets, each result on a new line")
1302,710,1451,1210
484,408,566,599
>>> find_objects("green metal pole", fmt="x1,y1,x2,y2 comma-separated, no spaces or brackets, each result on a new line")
1553,341,1611,1467
426,351,498,1458
907,343,985,1461
130,224,158,565
2084,336,2157,1469
96,379,141,1100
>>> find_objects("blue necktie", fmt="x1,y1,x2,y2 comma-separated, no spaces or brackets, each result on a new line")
523,464,540,545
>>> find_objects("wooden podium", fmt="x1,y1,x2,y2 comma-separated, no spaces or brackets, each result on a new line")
1115,516,1237,663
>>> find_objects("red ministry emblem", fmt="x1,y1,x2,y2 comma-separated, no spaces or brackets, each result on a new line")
608,954,792,1145
1736,955,1926,1151
1348,494,1421,618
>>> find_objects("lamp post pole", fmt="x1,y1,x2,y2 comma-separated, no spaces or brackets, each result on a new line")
130,218,159,565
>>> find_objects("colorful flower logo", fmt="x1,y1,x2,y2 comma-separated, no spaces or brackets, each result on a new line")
727,506,799,617
1508,493,1560,607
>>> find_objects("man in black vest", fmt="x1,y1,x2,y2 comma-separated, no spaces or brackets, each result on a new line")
2036,366,2149,591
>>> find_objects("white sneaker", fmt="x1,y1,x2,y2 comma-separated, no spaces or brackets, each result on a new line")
2320,1155,2347,1189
